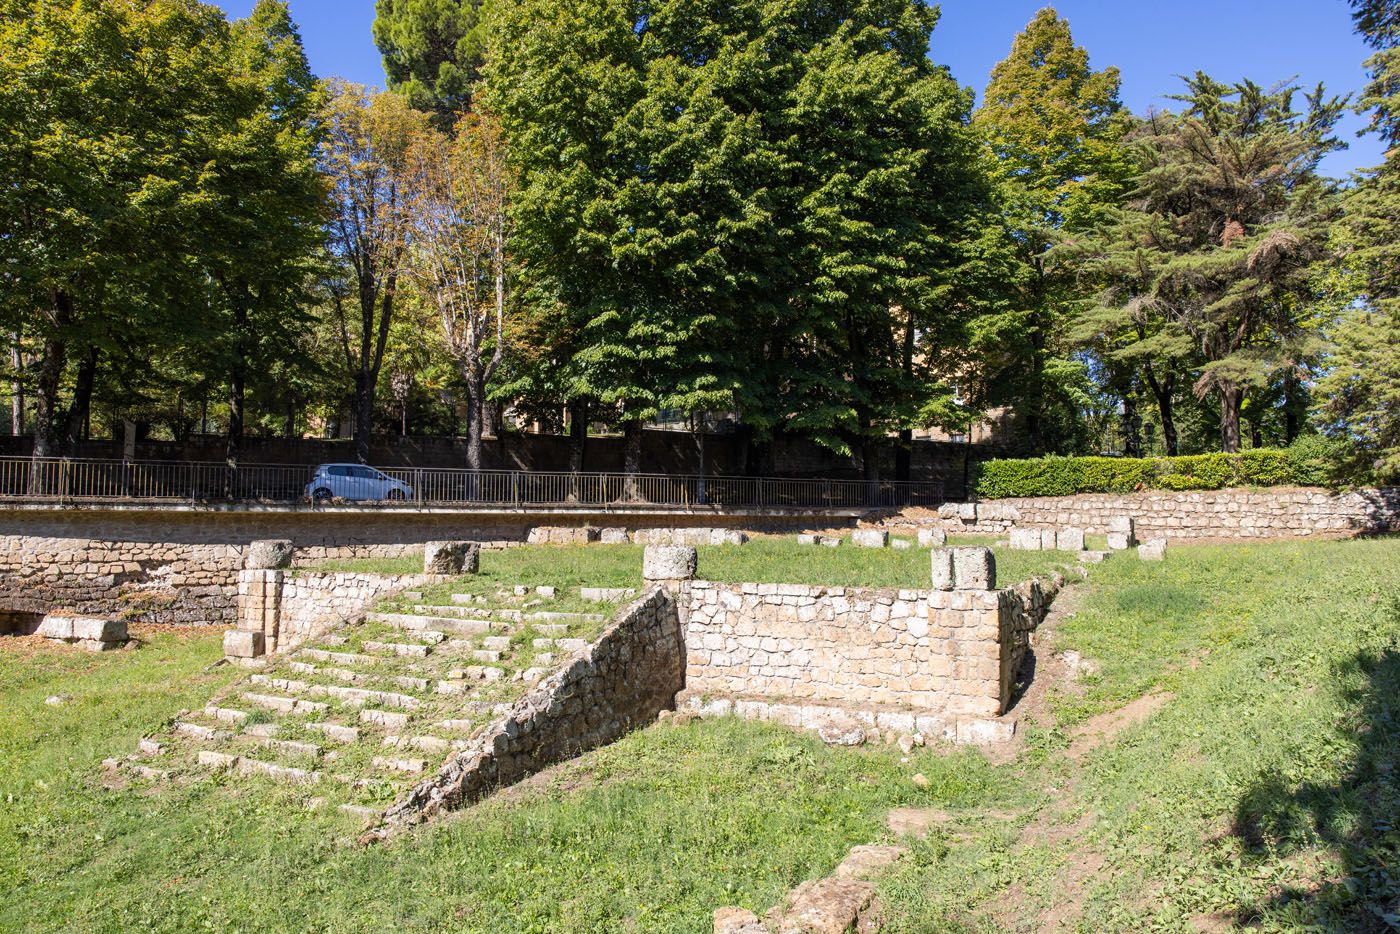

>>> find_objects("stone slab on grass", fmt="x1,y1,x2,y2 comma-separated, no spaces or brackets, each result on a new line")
851,529,889,549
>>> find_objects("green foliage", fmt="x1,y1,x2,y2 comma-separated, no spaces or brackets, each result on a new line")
975,439,1353,498
372,0,485,121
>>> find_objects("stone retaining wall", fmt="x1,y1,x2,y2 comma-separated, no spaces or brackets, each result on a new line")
368,584,684,837
0,507,818,624
914,487,1400,540
681,574,1061,742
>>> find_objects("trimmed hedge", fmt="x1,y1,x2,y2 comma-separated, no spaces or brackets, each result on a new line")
974,440,1345,499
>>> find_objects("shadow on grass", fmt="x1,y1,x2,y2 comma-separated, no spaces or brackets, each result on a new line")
1229,600,1400,931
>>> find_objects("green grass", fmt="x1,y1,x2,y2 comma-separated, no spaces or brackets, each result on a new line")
308,537,1077,592
3,538,1394,931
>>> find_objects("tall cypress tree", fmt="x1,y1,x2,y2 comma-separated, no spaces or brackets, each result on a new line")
372,0,486,122
973,8,1132,455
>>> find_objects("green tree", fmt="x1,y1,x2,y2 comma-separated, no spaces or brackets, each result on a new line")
974,7,1132,454
373,0,485,121
1073,76,1344,452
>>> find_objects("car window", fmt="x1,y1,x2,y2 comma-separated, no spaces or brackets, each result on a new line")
353,466,378,480
328,466,351,477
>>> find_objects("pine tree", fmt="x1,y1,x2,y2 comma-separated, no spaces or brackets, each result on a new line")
974,7,1133,454
1074,76,1344,453
372,0,486,122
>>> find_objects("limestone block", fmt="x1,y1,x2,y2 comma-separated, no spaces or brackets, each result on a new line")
797,533,819,546
1056,528,1086,552
936,502,962,519
35,615,73,640
952,547,996,591
1106,532,1133,551
224,629,265,658
643,545,697,581
71,617,126,642
818,536,842,548
851,529,889,549
246,540,293,570
77,639,122,652
599,528,629,545
891,539,912,550
1138,538,1167,561
917,528,947,547
717,529,749,545
713,906,766,934
423,541,480,575
1008,528,1042,551
930,548,955,591
1040,528,1059,550
1106,516,1136,550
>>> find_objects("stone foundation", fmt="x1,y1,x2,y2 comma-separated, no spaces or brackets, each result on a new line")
232,569,427,658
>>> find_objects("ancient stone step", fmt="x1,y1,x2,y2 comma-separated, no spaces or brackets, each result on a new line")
204,705,248,724
175,721,226,742
338,803,380,819
533,653,556,667
289,661,366,683
382,734,455,754
359,708,411,730
580,587,636,602
533,624,569,636
128,763,171,781
245,723,280,738
198,750,238,769
469,649,502,664
238,756,322,784
257,737,322,759
446,597,523,620
372,755,426,774
307,722,360,743
138,739,166,756
390,675,431,692
249,674,312,694
242,692,328,715
320,684,422,709
480,636,513,652
527,611,605,624
301,648,377,667
515,667,548,684
443,666,505,682
363,640,431,658
532,638,556,649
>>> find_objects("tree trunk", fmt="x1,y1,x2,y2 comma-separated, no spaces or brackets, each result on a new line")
1121,391,1142,458
567,401,588,474
1283,371,1300,444
464,374,484,472
10,338,24,438
62,345,98,454
1144,367,1179,456
226,370,245,464
32,291,73,460
1219,384,1242,453
622,419,643,500
353,370,373,465
896,306,915,484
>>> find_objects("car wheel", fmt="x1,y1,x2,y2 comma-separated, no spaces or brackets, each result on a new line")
312,488,333,503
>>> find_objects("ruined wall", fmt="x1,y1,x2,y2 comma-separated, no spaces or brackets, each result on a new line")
235,569,426,655
681,574,1061,742
913,487,1400,541
0,507,816,624
370,585,684,836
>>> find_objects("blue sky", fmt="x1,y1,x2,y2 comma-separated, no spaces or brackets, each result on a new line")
216,0,1384,177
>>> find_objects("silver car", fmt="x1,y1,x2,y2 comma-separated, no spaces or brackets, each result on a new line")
305,463,413,503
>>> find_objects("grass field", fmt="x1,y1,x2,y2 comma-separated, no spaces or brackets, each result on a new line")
1,537,1395,931
307,535,1076,592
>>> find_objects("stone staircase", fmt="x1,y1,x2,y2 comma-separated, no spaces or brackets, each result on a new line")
106,585,621,819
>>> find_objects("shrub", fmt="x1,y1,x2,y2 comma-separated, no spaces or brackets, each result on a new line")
974,445,1347,499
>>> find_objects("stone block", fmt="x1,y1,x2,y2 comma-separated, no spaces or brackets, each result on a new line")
930,548,955,591
599,528,629,544
1138,538,1167,561
818,536,842,548
77,639,121,652
224,629,265,659
35,615,73,640
1107,516,1136,550
1106,532,1132,551
851,529,889,549
717,529,748,545
917,528,947,547
246,539,293,570
797,533,819,546
1008,528,1042,551
71,617,126,642
424,541,480,575
643,545,697,581
1040,528,1059,550
952,547,996,591
891,539,912,550
1056,528,1086,552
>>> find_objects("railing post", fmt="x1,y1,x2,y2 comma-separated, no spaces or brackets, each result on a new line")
512,470,520,507
415,468,423,505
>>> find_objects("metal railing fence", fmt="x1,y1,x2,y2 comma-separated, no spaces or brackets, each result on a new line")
0,457,944,510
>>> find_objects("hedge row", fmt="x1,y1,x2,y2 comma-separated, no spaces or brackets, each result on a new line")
974,439,1344,499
